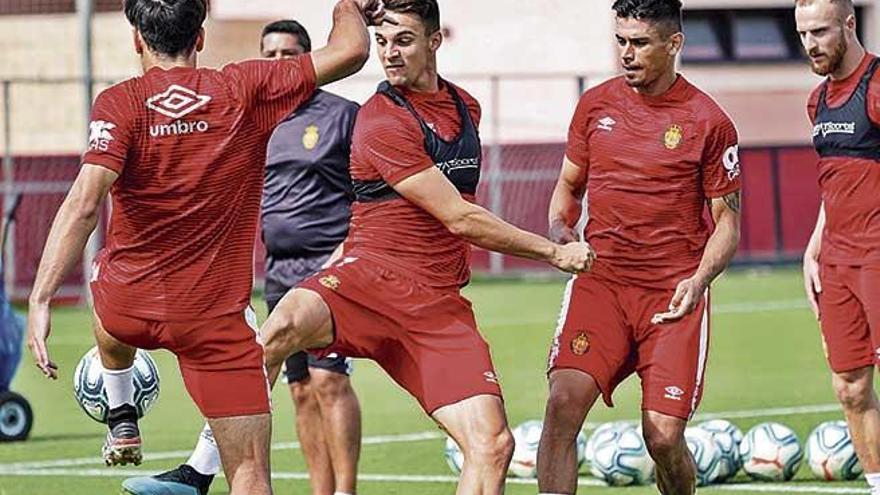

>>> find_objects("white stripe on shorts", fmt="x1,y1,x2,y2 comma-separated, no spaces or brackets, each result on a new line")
548,276,577,370
244,306,272,409
689,291,710,418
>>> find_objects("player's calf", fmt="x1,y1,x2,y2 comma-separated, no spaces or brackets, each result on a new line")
642,412,694,495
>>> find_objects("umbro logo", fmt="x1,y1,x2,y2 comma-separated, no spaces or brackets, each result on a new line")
597,116,616,131
146,84,211,119
664,385,685,401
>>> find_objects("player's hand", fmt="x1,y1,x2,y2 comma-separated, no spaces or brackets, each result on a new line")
549,220,579,244
352,0,391,26
651,276,706,325
803,253,822,320
26,302,58,380
551,242,596,274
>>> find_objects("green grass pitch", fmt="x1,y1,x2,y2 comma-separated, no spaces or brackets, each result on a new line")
0,267,868,494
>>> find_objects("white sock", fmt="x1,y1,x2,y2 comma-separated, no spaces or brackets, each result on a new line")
102,366,135,409
334,492,354,495
186,424,222,476
867,472,880,494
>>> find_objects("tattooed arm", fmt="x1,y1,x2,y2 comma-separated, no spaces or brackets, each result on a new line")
652,190,741,323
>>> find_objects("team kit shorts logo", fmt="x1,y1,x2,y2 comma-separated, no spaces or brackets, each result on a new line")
146,84,212,137
88,120,116,151
319,275,341,291
664,124,684,150
570,332,590,356
597,116,616,131
664,385,685,401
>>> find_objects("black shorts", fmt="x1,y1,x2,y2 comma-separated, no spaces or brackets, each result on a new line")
265,253,352,384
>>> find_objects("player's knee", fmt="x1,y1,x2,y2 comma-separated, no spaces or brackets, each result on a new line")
833,370,874,412
466,427,514,469
313,372,353,402
643,425,685,462
289,380,317,410
546,385,590,426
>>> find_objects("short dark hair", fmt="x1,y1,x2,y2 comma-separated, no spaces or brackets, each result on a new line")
124,0,207,57
261,20,312,53
384,0,440,34
612,0,683,35
794,0,855,18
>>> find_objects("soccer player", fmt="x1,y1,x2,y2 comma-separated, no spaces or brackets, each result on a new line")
123,19,363,495
537,1,742,493
252,0,591,493
797,1,880,492
25,0,381,494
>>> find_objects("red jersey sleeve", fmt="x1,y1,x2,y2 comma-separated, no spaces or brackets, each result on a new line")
564,93,593,168
701,115,741,198
869,69,880,126
224,55,317,133
807,85,821,124
81,86,133,174
355,101,434,185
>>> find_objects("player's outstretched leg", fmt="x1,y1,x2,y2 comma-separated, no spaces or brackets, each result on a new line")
93,314,141,467
537,369,601,494
209,413,273,495
831,367,880,478
642,411,695,495
433,395,514,495
288,372,336,494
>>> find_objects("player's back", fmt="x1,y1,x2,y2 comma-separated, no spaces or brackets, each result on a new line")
85,57,316,321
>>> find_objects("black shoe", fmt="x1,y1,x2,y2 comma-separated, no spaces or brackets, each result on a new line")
121,464,214,495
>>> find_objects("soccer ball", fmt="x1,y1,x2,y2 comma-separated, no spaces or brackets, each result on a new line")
73,346,160,424
740,422,803,481
510,420,543,478
806,420,862,481
685,427,722,486
590,425,654,485
698,419,744,482
576,428,588,468
444,436,465,475
584,421,636,469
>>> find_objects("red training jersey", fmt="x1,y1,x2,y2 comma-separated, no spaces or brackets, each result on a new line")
566,75,741,289
346,81,481,289
807,53,880,264
83,57,316,321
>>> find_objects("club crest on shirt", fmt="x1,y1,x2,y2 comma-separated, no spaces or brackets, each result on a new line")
663,124,684,150
570,332,590,356
319,274,340,291
303,125,320,151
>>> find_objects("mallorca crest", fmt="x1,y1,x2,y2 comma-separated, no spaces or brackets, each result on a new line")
319,275,341,291
570,332,590,356
664,124,683,150
303,125,320,151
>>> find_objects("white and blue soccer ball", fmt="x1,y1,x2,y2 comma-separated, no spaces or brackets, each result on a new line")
444,436,465,475
740,422,803,481
685,427,723,486
590,425,654,485
806,420,862,481
584,422,636,470
698,419,744,482
73,346,160,424
510,420,543,478
576,428,588,469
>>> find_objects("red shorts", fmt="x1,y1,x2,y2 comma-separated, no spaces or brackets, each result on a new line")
299,256,502,414
92,285,270,418
818,264,880,373
548,274,710,420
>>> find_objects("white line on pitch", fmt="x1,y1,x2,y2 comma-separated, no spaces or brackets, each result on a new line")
0,431,444,471
0,467,867,494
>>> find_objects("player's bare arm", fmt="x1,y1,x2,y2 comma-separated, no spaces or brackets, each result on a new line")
311,0,386,86
652,190,741,324
803,202,826,319
27,165,118,379
394,166,595,274
548,156,589,245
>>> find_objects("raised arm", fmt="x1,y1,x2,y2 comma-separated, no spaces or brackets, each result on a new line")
548,156,588,244
393,167,594,274
803,202,826,319
311,0,384,86
27,165,118,378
